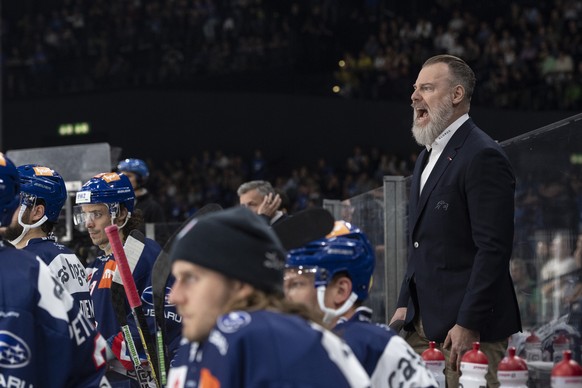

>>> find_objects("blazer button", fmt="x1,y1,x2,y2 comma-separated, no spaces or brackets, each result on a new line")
414,242,419,248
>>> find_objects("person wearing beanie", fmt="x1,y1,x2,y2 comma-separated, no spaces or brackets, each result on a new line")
166,206,371,387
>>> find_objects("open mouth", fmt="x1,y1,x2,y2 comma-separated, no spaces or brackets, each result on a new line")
416,108,428,119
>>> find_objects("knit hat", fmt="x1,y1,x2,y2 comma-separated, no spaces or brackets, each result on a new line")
169,206,287,294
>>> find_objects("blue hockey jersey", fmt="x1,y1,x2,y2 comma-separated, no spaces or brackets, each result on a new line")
167,310,371,387
0,241,108,387
334,307,438,388
87,237,181,370
23,236,95,324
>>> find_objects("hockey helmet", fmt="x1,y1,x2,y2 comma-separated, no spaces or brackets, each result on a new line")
18,164,67,223
117,158,149,186
74,172,134,225
287,226,375,301
0,153,21,227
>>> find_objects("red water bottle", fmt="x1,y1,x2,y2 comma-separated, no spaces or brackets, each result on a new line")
422,341,445,387
524,331,542,362
459,342,488,388
497,347,528,387
553,334,571,364
551,350,582,387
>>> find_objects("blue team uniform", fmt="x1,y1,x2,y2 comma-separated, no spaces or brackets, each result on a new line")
167,310,371,387
333,307,438,388
87,237,181,377
0,241,108,387
23,236,95,324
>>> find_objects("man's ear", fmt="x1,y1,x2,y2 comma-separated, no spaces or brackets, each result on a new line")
331,276,353,306
233,282,255,300
116,207,129,226
452,84,465,105
31,203,47,222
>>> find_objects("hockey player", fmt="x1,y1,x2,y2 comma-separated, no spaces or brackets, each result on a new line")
166,207,371,387
0,153,110,387
3,164,95,323
74,172,181,386
285,221,438,387
116,158,167,244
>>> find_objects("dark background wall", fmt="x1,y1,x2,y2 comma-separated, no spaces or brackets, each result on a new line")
3,89,575,173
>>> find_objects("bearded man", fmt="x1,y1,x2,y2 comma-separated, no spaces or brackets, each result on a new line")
389,54,522,388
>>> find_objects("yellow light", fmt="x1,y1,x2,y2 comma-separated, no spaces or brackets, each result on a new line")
58,122,91,136
59,124,73,136
74,122,89,135
332,85,341,93
338,60,345,68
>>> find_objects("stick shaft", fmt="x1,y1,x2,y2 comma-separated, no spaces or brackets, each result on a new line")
105,225,160,387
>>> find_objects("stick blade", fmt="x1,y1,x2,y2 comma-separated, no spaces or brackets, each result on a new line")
151,203,223,373
152,203,224,299
273,207,335,250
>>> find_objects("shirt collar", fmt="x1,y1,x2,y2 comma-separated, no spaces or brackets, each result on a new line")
426,113,469,153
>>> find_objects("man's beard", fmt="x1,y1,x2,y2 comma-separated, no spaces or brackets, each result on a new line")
411,98,454,146
4,222,24,242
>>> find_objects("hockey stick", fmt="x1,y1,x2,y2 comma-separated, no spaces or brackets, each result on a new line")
125,230,161,381
106,225,160,388
110,281,152,387
272,207,335,250
151,203,223,384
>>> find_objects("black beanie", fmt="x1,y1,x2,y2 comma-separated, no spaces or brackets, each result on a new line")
169,206,287,294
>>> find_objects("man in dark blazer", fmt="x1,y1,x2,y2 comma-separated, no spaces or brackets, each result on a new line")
237,180,289,226
389,54,522,388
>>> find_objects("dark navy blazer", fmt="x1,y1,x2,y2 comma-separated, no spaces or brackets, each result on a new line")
397,118,522,342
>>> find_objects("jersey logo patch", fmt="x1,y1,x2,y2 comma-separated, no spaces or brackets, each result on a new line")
142,286,174,307
98,260,117,289
0,331,31,368
217,311,251,333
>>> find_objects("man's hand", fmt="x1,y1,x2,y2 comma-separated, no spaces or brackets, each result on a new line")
389,307,407,326
258,193,281,217
443,324,479,372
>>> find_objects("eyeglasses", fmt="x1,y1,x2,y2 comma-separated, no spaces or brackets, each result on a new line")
73,210,105,225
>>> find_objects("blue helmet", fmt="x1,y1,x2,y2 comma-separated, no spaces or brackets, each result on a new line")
75,172,135,216
286,228,375,301
117,158,149,185
0,153,21,227
18,164,67,223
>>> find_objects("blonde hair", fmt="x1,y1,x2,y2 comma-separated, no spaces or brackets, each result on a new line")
226,289,325,326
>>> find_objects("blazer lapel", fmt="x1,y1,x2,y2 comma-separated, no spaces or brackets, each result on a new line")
409,148,430,220
413,119,475,227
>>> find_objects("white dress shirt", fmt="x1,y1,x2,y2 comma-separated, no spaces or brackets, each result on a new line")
420,113,469,194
